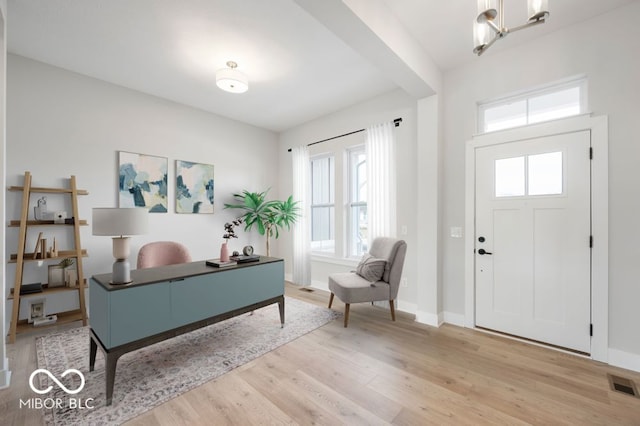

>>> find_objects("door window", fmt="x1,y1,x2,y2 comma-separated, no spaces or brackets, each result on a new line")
495,151,563,197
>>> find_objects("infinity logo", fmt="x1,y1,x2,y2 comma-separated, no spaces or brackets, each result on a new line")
29,369,85,395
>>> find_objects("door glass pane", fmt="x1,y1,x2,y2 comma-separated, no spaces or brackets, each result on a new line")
528,152,563,195
495,156,525,197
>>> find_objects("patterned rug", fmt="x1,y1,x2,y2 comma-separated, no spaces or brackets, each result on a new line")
35,297,340,425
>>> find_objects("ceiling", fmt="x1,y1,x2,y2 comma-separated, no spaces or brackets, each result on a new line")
7,0,637,132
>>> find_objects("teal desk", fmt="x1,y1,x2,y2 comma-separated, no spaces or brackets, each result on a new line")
89,257,284,405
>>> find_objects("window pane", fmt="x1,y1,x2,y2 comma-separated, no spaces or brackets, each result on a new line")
311,206,334,253
350,150,366,203
350,205,367,256
311,157,334,204
311,156,335,254
528,152,563,195
495,156,525,197
529,87,581,124
484,100,527,132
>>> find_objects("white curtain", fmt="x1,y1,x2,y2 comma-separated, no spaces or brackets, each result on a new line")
291,145,311,286
366,121,397,242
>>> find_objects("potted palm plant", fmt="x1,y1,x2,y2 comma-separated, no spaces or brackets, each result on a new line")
224,189,300,257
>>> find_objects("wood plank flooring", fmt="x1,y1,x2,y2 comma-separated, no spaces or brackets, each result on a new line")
1,283,639,425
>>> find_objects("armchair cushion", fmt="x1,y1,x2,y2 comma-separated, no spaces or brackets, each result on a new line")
355,253,386,282
328,272,390,304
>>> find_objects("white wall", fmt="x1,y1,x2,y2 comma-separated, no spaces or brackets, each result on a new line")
441,2,640,361
0,0,10,389
278,89,421,314
5,55,279,327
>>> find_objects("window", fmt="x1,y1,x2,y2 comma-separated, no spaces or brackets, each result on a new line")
495,151,563,198
348,148,367,257
479,78,586,133
310,156,335,253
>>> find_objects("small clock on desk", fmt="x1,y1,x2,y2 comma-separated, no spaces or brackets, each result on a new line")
242,245,254,256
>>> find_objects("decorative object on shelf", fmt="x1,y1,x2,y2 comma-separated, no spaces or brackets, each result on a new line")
40,238,48,259
220,241,230,262
34,196,48,220
176,160,215,214
28,298,46,323
53,210,67,224
216,61,249,94
119,151,168,213
221,218,243,261
93,207,149,285
224,190,300,256
32,231,43,259
473,0,549,56
47,264,66,288
243,245,254,256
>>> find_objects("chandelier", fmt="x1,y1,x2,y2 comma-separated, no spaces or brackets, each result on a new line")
473,0,549,56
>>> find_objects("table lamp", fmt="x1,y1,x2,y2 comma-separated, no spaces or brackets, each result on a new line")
92,208,149,284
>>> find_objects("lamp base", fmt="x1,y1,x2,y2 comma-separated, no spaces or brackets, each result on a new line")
110,258,132,285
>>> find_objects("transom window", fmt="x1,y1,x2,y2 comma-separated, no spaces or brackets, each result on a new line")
479,77,587,133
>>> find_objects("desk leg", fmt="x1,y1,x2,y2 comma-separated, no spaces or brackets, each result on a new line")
278,297,285,328
89,337,97,372
105,353,119,406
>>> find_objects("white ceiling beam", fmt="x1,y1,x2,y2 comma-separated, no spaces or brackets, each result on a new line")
295,0,441,97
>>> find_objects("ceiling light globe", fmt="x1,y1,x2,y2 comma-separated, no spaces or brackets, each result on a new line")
216,63,249,94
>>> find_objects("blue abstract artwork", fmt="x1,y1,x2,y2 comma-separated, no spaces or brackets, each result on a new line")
176,160,214,214
119,151,168,213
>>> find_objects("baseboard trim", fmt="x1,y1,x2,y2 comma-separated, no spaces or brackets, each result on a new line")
415,310,442,327
609,348,640,373
443,311,466,327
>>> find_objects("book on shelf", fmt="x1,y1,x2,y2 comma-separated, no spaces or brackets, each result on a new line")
205,259,237,268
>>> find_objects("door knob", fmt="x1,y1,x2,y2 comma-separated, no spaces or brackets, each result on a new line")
478,248,493,255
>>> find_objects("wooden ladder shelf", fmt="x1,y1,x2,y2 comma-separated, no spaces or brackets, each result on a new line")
7,171,89,343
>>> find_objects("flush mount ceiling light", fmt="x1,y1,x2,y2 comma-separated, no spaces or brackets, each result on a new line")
216,61,249,94
473,0,549,56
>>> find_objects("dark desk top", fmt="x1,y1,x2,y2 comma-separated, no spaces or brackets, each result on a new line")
91,256,283,291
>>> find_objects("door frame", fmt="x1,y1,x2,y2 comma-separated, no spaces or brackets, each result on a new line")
464,114,609,363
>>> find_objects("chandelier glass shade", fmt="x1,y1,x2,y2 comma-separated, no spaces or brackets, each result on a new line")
216,61,249,94
473,0,549,56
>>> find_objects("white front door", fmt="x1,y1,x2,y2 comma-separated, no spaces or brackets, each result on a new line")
475,130,591,353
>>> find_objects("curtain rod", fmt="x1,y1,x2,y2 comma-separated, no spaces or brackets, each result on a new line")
287,117,402,152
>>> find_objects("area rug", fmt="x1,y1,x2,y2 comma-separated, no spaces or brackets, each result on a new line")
35,297,340,425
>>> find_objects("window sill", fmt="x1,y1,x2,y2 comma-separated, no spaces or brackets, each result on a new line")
310,254,359,268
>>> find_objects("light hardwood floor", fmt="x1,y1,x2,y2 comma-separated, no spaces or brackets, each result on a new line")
2,283,640,425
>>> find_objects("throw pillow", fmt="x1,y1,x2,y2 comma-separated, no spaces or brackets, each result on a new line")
356,253,386,282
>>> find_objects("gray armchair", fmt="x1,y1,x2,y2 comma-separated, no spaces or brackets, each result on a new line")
328,237,407,327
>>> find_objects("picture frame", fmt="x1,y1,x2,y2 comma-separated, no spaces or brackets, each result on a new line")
28,298,46,323
175,160,215,213
119,151,168,213
47,265,66,288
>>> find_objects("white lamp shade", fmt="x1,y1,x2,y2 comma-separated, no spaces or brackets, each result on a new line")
473,21,490,53
92,208,149,236
216,67,249,93
528,0,549,21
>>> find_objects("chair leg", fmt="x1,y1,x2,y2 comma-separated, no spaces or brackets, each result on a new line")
389,300,396,322
344,304,350,327
328,293,334,309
